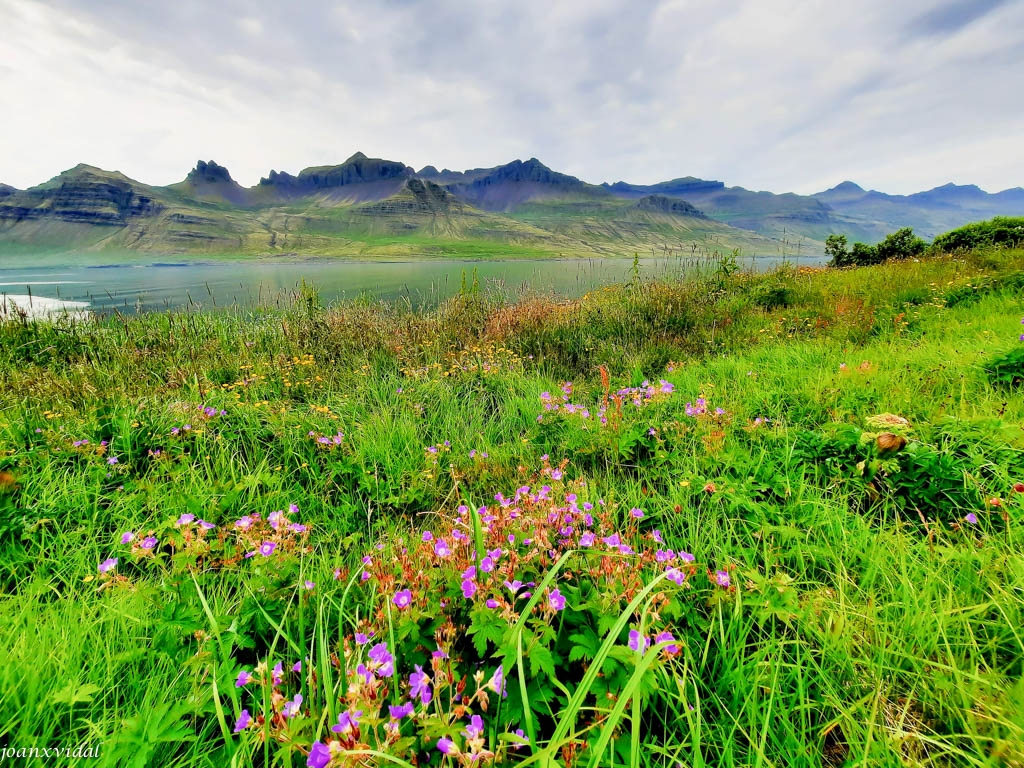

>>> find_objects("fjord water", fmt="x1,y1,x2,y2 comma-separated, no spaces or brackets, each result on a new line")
0,254,821,315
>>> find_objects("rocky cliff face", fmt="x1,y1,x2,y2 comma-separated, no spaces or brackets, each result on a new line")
258,152,414,197
0,165,161,225
356,179,463,217
445,158,608,211
604,177,727,198
186,160,235,185
633,195,707,218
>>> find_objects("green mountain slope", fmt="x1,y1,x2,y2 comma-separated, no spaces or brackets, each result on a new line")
6,152,1014,258
0,157,794,259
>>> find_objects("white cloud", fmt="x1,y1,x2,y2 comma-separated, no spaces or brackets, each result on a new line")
0,0,1021,195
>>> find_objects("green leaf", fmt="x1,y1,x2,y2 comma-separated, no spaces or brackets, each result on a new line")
528,644,557,679
51,682,100,706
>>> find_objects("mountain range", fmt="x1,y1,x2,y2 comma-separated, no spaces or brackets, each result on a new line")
0,152,1020,259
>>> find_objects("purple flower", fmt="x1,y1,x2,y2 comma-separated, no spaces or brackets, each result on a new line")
258,541,276,557
393,589,412,609
272,661,284,686
235,515,254,530
655,630,679,653
409,665,432,704
579,531,595,547
485,598,499,609
437,737,458,755
487,666,506,697
332,708,363,734
548,588,566,611
140,536,157,550
307,742,331,768
355,632,371,645
461,579,477,599
176,513,195,526
504,580,524,595
288,523,307,533
434,539,451,557
630,507,645,519
268,511,285,530
389,701,414,719
292,660,302,672
98,557,117,574
303,580,315,590
602,533,621,548
464,714,485,740
235,670,252,687
107,456,119,465
282,693,303,718
628,629,650,653
120,531,135,545
233,709,251,733
666,567,686,585
652,529,663,543
965,513,979,524
714,569,731,588
368,642,394,677
198,520,215,530
422,530,434,542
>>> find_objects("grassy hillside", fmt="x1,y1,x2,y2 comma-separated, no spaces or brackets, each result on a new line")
0,164,793,260
2,248,1023,766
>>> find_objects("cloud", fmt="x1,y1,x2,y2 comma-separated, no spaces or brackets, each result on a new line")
0,0,1021,195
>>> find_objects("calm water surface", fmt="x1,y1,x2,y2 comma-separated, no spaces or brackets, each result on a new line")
0,254,823,315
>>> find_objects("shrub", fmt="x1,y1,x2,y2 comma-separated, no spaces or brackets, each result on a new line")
875,227,927,263
933,217,1024,253
985,346,1024,390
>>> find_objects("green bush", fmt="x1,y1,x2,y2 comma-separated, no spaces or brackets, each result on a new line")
933,217,1024,252
985,345,1024,390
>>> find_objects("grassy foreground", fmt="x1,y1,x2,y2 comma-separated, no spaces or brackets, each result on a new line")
1,250,1023,767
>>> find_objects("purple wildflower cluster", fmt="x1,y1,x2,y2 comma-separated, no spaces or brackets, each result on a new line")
199,404,227,419
236,503,309,559
308,430,345,448
97,504,310,580
538,379,681,426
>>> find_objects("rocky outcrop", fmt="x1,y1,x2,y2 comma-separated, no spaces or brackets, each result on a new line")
604,177,727,198
356,179,464,216
633,195,707,218
446,158,609,211
258,152,414,196
0,165,160,225
186,160,235,185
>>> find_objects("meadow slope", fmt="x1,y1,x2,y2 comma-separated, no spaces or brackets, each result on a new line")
1,250,1023,767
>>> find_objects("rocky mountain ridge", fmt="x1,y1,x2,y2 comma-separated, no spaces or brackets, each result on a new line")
1,152,1020,257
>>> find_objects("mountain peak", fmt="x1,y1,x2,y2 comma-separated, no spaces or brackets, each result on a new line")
831,181,864,193
344,151,369,163
186,160,234,185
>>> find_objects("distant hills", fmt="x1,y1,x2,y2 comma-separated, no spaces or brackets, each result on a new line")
0,153,1020,259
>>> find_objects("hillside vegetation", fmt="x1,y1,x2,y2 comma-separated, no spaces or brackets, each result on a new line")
2,154,1021,260
1,247,1023,766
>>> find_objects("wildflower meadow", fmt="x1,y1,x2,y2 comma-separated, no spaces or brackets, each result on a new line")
2,249,1024,767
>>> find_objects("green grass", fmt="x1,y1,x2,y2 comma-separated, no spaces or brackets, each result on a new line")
1,249,1023,766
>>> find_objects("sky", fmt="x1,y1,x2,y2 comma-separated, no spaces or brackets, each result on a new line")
1,0,1022,195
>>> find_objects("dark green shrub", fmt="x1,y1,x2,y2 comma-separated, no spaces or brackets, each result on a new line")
985,346,1024,389
751,283,794,310
875,227,927,262
933,217,1024,252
